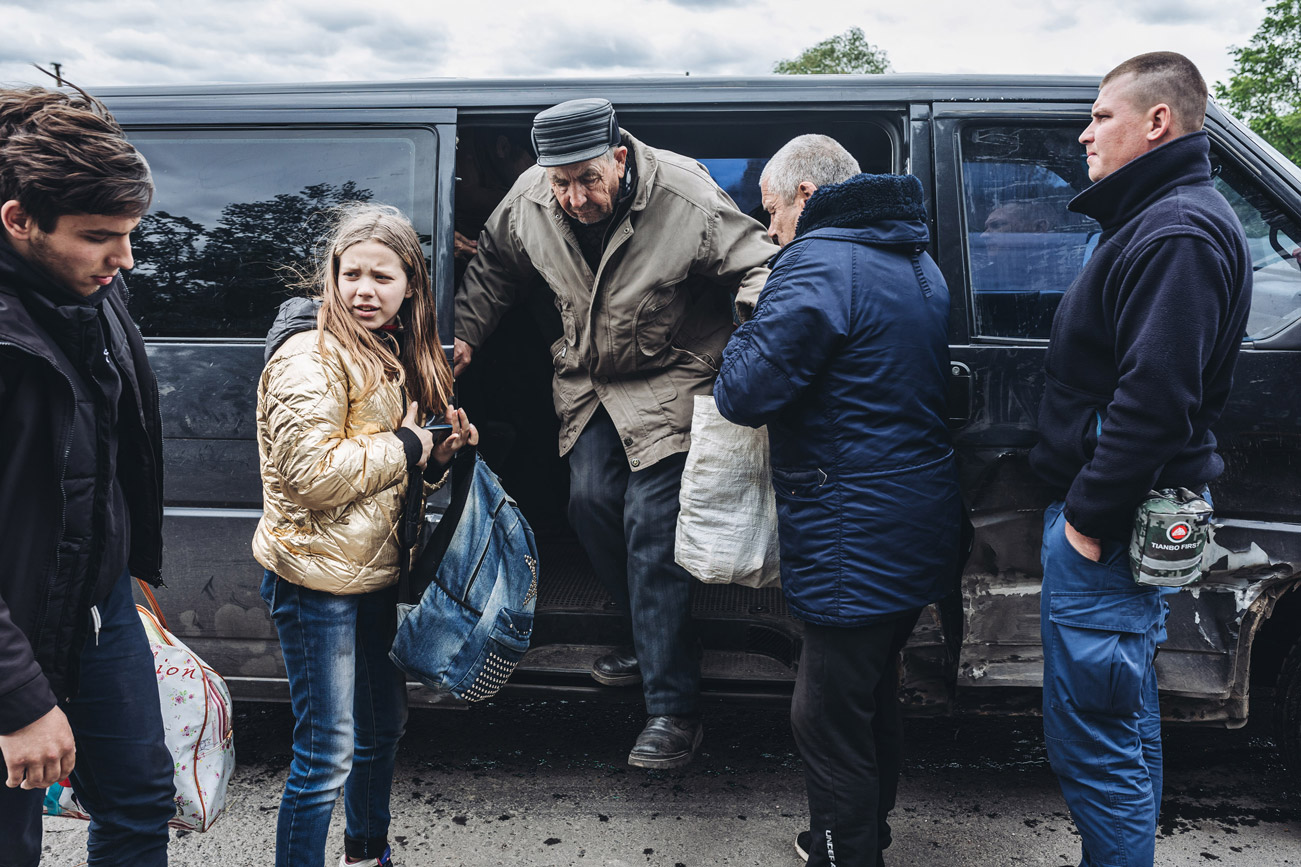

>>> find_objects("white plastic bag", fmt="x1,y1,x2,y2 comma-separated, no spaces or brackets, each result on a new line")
137,602,235,832
674,395,781,588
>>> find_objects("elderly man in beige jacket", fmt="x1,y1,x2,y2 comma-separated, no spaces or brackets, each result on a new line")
454,98,772,768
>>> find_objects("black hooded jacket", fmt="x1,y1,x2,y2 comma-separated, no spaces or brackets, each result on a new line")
0,239,164,734
1029,132,1253,539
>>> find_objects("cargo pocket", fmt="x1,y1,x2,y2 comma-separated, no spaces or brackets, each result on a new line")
1048,590,1160,717
634,280,692,362
450,606,534,703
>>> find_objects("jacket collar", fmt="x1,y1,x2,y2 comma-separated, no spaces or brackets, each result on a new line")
0,236,89,363
623,130,656,213
794,172,928,241
771,174,930,269
1068,131,1213,230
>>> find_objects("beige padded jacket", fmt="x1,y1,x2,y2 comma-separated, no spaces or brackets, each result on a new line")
252,330,411,595
456,131,774,471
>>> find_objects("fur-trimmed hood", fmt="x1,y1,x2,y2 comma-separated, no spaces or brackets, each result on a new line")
794,172,928,241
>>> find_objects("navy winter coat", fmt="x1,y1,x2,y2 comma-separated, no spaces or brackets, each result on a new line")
715,174,962,627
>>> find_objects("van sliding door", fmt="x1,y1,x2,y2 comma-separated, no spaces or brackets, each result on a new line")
110,105,454,701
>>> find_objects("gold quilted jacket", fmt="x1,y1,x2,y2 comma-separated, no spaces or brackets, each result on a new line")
252,330,411,595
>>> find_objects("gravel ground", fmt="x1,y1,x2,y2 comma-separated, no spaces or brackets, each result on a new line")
39,696,1301,865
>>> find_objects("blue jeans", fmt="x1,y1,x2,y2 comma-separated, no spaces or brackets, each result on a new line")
1040,503,1166,867
567,407,700,716
0,568,175,867
260,572,408,867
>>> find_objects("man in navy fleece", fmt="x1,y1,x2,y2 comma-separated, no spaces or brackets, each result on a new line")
1029,52,1252,866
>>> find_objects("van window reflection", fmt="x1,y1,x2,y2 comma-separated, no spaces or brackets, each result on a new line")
127,131,436,338
960,126,1097,340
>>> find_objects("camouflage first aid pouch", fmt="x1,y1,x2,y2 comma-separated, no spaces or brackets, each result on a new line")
1129,487,1215,587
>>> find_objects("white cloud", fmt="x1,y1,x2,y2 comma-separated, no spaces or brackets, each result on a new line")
0,0,1270,89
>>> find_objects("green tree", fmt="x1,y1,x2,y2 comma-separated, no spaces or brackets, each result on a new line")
1215,0,1301,166
773,27,890,75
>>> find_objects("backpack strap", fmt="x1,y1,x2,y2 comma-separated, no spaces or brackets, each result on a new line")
400,446,478,607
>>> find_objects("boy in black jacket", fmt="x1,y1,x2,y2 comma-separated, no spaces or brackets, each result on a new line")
0,85,173,866
1029,52,1252,867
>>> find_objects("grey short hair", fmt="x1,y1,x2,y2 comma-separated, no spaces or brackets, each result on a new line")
761,135,860,204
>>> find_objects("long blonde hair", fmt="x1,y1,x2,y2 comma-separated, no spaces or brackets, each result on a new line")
312,203,453,419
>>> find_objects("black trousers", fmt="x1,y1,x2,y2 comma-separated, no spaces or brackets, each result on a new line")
791,608,923,867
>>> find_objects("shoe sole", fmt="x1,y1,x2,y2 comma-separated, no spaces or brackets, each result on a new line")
590,670,642,687
626,725,704,770
794,837,810,862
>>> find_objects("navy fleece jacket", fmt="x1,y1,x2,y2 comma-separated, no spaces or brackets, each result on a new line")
1029,131,1252,540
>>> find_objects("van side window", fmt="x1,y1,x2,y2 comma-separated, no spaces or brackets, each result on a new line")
127,129,437,338
1211,158,1301,341
959,125,1098,339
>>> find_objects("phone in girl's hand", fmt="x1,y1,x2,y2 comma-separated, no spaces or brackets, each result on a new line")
422,420,454,439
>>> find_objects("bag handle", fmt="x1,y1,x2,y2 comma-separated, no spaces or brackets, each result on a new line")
135,577,167,630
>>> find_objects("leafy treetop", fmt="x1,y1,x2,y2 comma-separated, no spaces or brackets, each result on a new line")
773,27,890,75
1215,0,1301,167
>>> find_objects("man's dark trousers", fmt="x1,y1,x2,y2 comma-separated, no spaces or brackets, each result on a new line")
567,406,700,715
0,568,175,867
792,607,924,867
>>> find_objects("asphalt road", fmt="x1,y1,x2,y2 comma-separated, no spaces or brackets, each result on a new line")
42,694,1301,866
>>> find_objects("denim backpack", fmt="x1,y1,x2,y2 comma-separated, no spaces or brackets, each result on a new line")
389,448,538,702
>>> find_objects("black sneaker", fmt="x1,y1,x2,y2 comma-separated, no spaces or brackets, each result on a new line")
591,647,641,686
627,714,702,769
795,830,812,862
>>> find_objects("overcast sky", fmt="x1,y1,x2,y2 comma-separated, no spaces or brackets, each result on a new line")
0,0,1269,91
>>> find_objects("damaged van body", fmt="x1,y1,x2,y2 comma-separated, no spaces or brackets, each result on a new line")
95,75,1301,764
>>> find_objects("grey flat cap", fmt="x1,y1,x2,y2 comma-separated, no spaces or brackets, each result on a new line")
531,98,621,167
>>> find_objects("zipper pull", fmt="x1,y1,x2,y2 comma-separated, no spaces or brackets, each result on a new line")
91,605,102,646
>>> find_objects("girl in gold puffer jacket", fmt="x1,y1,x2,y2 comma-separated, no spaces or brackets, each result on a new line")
253,203,476,867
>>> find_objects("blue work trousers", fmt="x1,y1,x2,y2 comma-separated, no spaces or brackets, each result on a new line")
567,406,700,715
1040,502,1166,867
0,568,175,867
261,571,408,867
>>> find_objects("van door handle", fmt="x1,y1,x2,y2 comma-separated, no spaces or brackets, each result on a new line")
947,361,973,428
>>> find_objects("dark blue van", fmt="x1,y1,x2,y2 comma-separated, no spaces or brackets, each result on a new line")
96,75,1301,767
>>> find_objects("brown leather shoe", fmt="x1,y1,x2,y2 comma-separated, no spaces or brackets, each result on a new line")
627,715,703,769
591,647,641,686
